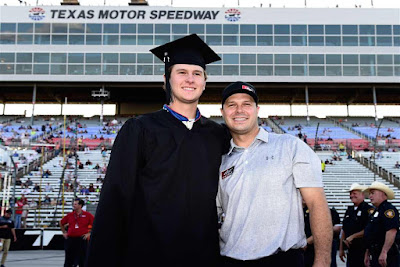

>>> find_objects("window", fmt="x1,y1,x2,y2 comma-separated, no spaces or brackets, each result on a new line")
223,65,239,75
308,25,323,35
16,64,32,74
308,36,324,46
137,65,153,75
257,54,273,64
359,25,375,35
224,25,238,34
240,36,256,46
325,36,341,46
309,66,325,76
257,25,272,34
137,53,152,63
274,54,290,64
326,66,341,76
326,55,342,64
377,66,393,76
103,35,119,45
223,36,238,46
155,24,170,34
35,23,50,33
189,24,204,34
343,66,359,76
52,35,67,45
17,34,33,44
343,54,359,64
68,53,84,63
240,25,255,34
342,37,358,46
34,53,50,63
309,54,324,64
292,54,307,64
291,36,307,46
172,24,187,34
206,65,221,75
206,24,221,34
69,35,85,45
376,25,392,35
257,36,273,46
86,53,102,63
86,24,102,33
86,35,102,45
292,66,307,76
206,36,221,45
138,24,153,33
154,35,169,45
68,65,83,75
377,37,392,46
51,53,67,63
120,35,136,45
360,66,375,76
360,55,375,65
52,23,67,33
1,23,16,33
275,66,290,76
325,25,340,35
103,53,118,63
0,53,15,62
223,54,239,64
120,53,136,63
34,35,50,44
274,25,289,34
121,24,136,33
69,23,85,33
103,64,119,75
18,23,33,33
240,66,256,75
377,55,393,65
342,25,358,35
240,54,256,64
33,64,49,74
257,66,273,76
103,24,119,34
274,36,290,46
120,65,136,75
360,36,375,46
291,25,307,34
17,53,32,63
85,65,101,75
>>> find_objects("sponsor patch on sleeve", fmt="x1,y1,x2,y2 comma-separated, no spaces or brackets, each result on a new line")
221,166,235,180
384,209,395,219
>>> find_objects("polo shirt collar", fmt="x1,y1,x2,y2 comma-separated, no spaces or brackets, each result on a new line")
227,127,269,155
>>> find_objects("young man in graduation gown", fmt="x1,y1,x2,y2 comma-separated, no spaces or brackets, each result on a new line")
86,34,228,267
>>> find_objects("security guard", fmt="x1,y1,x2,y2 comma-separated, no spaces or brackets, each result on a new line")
339,183,373,266
364,181,399,267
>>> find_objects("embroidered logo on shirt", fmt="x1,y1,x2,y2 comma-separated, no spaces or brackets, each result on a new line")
385,209,395,219
221,166,235,180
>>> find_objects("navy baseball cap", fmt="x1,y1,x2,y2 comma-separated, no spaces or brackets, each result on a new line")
221,81,258,106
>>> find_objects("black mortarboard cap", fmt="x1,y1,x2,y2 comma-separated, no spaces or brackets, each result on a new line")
150,34,220,104
150,34,221,70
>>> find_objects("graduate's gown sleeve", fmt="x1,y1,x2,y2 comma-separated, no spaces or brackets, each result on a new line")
86,118,143,267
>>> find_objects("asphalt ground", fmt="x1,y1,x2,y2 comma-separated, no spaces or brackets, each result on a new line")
0,250,346,267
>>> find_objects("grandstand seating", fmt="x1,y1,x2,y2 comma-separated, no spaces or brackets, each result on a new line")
357,151,400,179
319,152,400,217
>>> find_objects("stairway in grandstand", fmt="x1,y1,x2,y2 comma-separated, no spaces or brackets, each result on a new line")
1,150,108,228
318,152,400,218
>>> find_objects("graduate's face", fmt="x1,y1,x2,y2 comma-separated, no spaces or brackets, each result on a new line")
221,93,259,136
168,64,206,105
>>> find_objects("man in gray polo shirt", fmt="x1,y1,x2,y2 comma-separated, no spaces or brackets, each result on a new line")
217,81,332,266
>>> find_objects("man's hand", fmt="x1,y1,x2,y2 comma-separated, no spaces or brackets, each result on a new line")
378,250,388,267
339,247,346,263
82,232,90,240
364,250,370,267
63,232,68,239
345,234,354,246
13,236,17,242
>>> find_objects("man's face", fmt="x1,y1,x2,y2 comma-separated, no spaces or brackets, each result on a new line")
4,212,11,219
73,201,82,211
369,189,387,207
167,64,206,106
221,93,259,136
349,190,364,206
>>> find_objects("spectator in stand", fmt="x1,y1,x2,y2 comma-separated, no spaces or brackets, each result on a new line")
33,183,41,192
321,160,326,173
0,209,17,267
43,195,51,206
20,194,27,205
78,162,84,169
101,164,107,174
93,164,100,170
95,186,100,193
45,183,53,192
96,176,104,183
88,183,95,193
21,185,31,196
14,197,24,228
25,178,33,187
394,161,399,169
15,177,22,186
80,186,89,195
85,159,92,166
338,143,345,152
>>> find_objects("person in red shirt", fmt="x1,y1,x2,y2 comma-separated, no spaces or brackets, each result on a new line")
60,198,94,267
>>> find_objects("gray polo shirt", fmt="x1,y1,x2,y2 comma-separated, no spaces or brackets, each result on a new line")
217,127,323,260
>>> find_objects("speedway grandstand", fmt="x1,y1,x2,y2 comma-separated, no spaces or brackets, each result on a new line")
0,0,399,252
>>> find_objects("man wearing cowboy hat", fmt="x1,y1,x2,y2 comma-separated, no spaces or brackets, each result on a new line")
364,181,399,267
339,183,373,266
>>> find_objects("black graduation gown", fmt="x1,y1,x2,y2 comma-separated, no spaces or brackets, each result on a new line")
86,109,228,267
